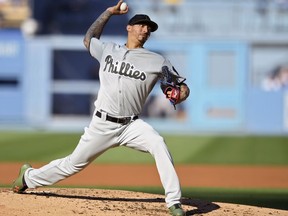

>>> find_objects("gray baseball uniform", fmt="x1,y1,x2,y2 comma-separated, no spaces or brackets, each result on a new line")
24,37,183,208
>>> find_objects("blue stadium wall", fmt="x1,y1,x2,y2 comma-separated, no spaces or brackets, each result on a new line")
0,29,287,134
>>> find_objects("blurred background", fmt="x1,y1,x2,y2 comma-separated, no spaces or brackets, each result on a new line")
1,0,288,134
1,1,288,211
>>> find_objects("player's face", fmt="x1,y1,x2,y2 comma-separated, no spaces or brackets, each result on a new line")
128,24,151,44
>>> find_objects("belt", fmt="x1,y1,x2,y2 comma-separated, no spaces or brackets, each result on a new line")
95,111,138,124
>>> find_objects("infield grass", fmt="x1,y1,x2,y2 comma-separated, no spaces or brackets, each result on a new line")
0,131,288,165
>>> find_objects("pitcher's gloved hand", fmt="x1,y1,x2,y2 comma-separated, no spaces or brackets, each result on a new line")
164,83,190,107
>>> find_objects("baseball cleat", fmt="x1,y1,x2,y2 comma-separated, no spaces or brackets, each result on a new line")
12,163,32,193
169,203,186,216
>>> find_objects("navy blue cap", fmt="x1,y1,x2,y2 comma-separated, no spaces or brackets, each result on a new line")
128,14,158,32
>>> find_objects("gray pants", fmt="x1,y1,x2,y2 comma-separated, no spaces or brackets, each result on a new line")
25,112,182,207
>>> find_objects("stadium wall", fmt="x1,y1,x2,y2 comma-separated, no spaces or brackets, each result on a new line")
0,30,287,134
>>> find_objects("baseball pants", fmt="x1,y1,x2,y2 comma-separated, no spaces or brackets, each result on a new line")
24,111,182,207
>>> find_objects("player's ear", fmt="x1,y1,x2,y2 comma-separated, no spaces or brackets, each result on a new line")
127,25,132,32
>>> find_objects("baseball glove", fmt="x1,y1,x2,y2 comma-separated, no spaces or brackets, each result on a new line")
160,66,189,109
163,84,181,105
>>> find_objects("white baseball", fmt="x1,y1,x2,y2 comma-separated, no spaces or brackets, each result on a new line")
120,2,127,11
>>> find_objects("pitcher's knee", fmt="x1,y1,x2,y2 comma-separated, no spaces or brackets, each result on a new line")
65,156,88,174
150,137,170,155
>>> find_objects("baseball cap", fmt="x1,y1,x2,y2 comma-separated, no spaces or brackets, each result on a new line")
128,14,158,32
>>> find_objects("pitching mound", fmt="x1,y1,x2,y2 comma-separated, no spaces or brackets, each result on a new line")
1,188,287,216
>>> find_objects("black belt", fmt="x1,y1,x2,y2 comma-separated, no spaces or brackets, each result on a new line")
95,111,138,124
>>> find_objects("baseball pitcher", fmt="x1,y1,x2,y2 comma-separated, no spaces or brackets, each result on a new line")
12,1,190,215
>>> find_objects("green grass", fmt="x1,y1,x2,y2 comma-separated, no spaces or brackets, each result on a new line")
0,132,80,162
0,132,288,165
175,135,288,165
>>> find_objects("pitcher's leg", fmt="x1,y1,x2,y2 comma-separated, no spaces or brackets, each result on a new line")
119,119,182,208
25,123,116,188
150,136,182,207
25,155,81,188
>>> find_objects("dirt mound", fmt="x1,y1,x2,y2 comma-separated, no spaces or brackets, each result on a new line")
1,188,288,216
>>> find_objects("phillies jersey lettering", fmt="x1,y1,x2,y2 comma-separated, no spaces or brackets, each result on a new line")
103,55,147,81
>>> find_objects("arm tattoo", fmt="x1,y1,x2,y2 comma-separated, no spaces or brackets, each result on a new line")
83,10,112,49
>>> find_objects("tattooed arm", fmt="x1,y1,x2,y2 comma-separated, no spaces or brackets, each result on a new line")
83,0,128,50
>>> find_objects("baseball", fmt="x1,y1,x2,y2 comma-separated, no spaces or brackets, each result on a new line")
120,2,127,11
